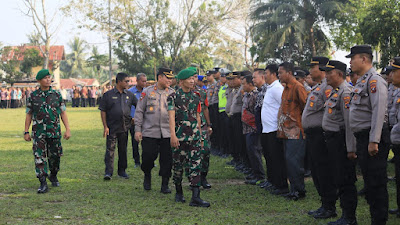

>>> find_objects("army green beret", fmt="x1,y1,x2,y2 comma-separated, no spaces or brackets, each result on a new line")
187,67,198,74
36,69,51,80
177,69,196,80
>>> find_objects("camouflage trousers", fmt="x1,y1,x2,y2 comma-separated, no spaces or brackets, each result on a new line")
200,133,210,173
172,140,202,187
33,138,63,178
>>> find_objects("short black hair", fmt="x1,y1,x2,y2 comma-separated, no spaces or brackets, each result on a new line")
279,62,294,74
360,53,373,63
266,64,278,76
116,72,129,83
244,75,254,85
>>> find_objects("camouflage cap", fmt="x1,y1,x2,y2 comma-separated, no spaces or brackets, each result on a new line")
36,69,51,80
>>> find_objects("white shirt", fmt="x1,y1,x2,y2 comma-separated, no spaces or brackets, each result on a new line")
261,80,284,133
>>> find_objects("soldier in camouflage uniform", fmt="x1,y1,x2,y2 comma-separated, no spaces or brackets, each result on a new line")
24,69,71,193
193,73,212,189
168,69,210,207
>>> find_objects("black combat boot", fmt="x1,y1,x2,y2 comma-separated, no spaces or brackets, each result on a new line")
49,171,60,187
175,184,185,203
189,186,210,207
37,176,48,194
143,173,151,190
201,172,211,189
160,177,171,194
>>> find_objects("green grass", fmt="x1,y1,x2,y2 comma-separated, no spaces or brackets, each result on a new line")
0,107,398,224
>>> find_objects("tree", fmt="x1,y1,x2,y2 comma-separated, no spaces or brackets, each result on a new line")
63,0,247,75
64,37,88,77
330,0,400,68
20,48,43,77
251,0,345,65
0,47,24,83
87,46,108,72
22,0,61,69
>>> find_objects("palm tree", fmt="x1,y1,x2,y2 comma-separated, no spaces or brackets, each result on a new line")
66,37,88,77
251,0,345,62
87,46,108,72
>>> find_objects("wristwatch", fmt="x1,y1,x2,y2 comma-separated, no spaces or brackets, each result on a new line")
24,131,29,135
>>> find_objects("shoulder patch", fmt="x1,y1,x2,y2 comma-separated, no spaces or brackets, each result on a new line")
325,89,332,98
344,96,350,108
370,80,377,93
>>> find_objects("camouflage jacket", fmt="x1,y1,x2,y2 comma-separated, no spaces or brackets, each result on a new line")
195,85,209,136
26,87,66,139
167,88,201,141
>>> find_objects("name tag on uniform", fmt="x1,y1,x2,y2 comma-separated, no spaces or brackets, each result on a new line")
112,97,118,99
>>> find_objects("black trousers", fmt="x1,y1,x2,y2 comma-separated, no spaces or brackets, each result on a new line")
141,137,172,178
245,133,265,179
129,126,140,164
72,98,80,107
231,113,249,165
226,114,234,156
354,126,390,224
81,97,87,107
218,112,229,154
1,100,7,108
209,104,219,149
305,127,336,209
325,130,357,220
393,144,400,209
261,132,288,189
104,131,128,175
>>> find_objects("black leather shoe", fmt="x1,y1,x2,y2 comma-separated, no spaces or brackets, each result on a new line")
307,206,323,216
313,208,337,219
263,182,274,190
104,174,112,180
175,184,185,203
285,191,306,201
201,173,211,189
48,174,60,187
118,172,130,179
328,216,358,225
161,177,171,194
245,174,256,180
189,186,210,207
37,176,48,194
143,173,151,190
389,208,399,215
270,188,289,196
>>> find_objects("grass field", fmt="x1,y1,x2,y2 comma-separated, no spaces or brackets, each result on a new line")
0,107,399,224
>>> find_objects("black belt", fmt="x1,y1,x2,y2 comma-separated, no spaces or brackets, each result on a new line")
304,127,324,134
324,129,345,139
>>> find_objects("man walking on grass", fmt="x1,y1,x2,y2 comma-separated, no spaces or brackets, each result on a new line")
24,69,71,193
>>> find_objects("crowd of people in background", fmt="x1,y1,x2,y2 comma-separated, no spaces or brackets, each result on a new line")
0,87,38,109
0,85,114,109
